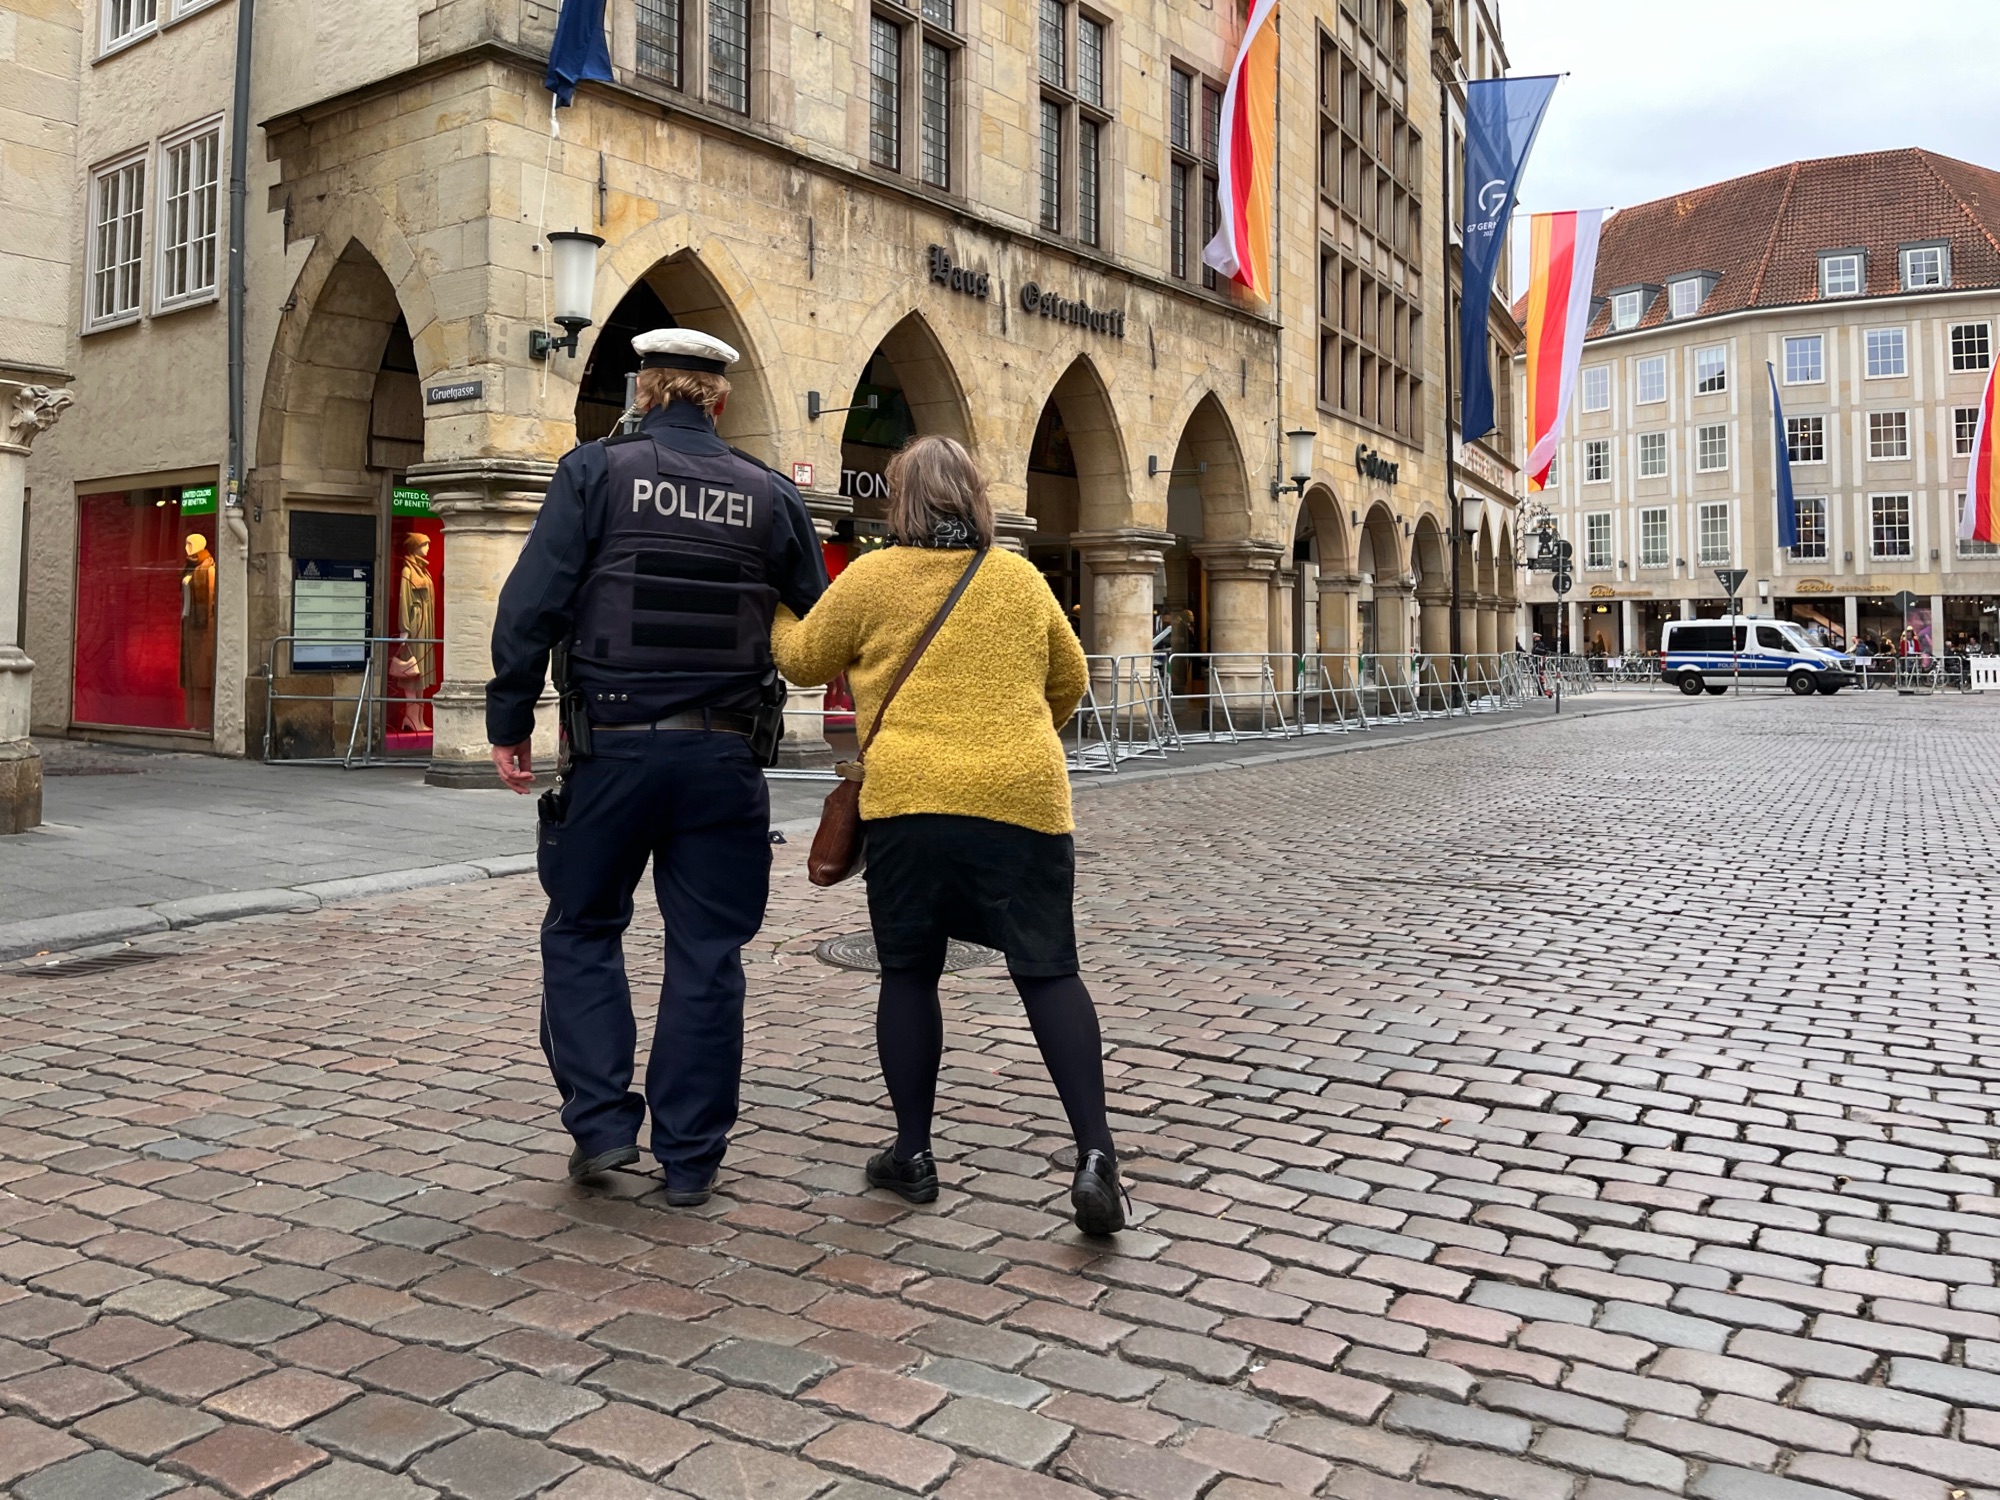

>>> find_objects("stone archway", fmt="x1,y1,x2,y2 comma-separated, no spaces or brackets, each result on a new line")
1474,514,1502,656
1357,502,1405,659
832,312,973,544
1024,356,1129,650
255,238,429,760
1412,515,1450,661
572,250,779,460
1296,484,1354,662
1497,521,1521,652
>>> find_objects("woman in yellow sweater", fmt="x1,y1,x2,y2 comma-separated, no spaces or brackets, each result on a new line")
772,435,1125,1236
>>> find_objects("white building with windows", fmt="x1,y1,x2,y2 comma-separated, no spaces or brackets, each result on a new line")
1523,149,2000,657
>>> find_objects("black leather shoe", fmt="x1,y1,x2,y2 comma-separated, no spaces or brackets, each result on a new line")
1071,1149,1127,1237
865,1147,939,1204
663,1174,717,1208
568,1143,639,1182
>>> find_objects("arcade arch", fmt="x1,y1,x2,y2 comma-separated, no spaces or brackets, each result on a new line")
1023,356,1128,644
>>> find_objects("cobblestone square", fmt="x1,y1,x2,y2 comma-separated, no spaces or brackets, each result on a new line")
5,694,2000,1499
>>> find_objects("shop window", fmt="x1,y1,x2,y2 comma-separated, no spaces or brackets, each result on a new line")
388,488,445,748
73,485,218,731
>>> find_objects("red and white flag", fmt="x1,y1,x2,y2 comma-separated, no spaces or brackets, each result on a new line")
1960,361,2000,543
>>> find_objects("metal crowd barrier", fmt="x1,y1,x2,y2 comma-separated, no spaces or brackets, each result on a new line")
262,635,445,767
1059,651,1552,774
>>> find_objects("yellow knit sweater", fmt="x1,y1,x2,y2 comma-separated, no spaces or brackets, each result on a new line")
772,546,1088,835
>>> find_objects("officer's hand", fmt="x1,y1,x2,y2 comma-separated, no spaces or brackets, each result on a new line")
492,740,535,794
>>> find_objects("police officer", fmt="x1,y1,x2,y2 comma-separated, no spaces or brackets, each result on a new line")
488,328,827,1204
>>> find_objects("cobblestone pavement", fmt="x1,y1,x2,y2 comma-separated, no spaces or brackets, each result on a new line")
4,692,2000,1500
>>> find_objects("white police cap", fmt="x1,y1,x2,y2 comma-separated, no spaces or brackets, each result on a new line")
632,327,739,374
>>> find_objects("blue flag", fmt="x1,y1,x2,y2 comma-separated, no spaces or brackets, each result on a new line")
1460,75,1558,442
1768,361,1798,550
545,0,613,106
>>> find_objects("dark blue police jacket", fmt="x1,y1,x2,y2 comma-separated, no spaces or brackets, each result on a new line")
485,401,827,745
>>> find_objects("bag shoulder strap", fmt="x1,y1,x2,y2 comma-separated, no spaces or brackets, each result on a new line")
858,549,987,760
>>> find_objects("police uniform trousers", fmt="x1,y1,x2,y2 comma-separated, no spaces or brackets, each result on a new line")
536,723,769,1188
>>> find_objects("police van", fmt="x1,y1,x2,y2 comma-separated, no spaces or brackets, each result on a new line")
1660,616,1854,697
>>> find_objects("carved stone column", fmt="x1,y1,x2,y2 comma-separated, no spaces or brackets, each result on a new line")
411,458,559,788
1073,528,1171,661
0,382,75,833
1316,571,1358,684
1476,593,1501,657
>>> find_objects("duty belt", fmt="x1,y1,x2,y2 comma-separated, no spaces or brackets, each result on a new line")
591,708,757,737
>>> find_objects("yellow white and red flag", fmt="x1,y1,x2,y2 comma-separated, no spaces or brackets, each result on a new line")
1201,0,1279,299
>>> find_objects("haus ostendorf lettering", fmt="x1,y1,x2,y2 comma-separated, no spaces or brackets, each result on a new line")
1019,281,1126,338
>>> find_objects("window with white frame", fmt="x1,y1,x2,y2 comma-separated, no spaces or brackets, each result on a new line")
1956,406,1982,457
1584,512,1613,570
103,0,158,48
1786,414,1825,464
88,153,146,328
1636,355,1665,404
1870,493,1912,559
1697,501,1730,564
1583,438,1609,483
1959,495,1999,556
1694,345,1726,395
1611,290,1642,331
1638,431,1667,478
1542,450,1559,488
1639,507,1669,567
1669,277,1706,319
1865,327,1907,379
1581,365,1610,412
1901,245,1948,291
1868,410,1910,459
1820,252,1861,297
1783,334,1823,385
1696,423,1729,472
156,121,220,309
1790,496,1828,561
1952,322,1991,372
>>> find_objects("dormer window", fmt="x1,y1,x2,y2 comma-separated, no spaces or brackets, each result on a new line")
1901,243,1950,291
1611,290,1643,331
1668,275,1712,319
1820,251,1863,298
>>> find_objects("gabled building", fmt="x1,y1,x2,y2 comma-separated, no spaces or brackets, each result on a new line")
1523,148,2000,655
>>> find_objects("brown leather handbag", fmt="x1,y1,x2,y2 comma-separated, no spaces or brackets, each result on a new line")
807,550,987,886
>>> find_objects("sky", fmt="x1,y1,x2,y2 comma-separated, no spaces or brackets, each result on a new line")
1500,0,2000,291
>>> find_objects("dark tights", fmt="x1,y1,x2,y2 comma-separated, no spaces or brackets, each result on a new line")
877,963,1114,1163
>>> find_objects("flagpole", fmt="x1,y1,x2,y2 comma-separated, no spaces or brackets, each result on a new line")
1443,79,1461,676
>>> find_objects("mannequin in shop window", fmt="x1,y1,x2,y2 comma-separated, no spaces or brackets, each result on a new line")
180,533,216,731
390,532,437,733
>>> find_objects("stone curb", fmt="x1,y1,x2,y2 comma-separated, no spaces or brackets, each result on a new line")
1,695,1674,963
0,859,520,964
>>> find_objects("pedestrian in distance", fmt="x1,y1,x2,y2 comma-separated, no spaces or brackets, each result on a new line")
487,328,828,1204
772,434,1130,1236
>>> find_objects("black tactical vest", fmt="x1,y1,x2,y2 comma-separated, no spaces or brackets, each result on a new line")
571,434,779,677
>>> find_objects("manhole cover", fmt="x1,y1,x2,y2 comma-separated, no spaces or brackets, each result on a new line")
17,950,164,977
814,933,1003,973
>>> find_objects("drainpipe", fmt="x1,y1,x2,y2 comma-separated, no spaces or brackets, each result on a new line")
224,0,255,551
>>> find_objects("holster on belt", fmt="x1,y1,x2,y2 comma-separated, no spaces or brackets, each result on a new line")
751,668,788,768
553,637,593,773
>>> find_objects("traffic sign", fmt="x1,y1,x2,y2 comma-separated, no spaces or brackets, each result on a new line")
1892,589,1921,612
1556,539,1574,561
1715,567,1748,598
1552,567,1573,595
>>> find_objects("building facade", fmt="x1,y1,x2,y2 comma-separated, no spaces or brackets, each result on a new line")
2,0,84,830
1524,150,2000,658
21,0,1521,787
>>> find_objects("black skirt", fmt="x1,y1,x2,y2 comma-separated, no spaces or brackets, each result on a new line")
863,813,1078,978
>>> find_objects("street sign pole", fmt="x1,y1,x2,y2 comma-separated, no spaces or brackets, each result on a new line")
1716,568,1748,696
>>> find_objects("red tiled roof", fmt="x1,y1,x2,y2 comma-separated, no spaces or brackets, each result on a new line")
1510,149,2000,338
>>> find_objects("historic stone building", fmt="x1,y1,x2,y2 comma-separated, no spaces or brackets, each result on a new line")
1524,149,2000,657
20,0,1521,785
